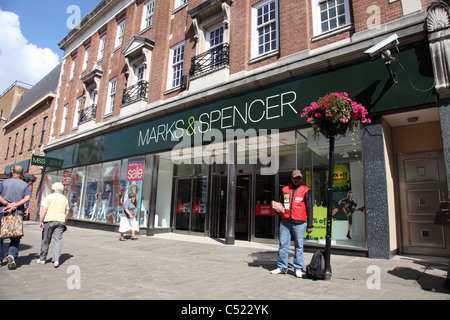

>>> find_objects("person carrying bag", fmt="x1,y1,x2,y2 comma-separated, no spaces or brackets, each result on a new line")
0,166,31,270
0,209,23,239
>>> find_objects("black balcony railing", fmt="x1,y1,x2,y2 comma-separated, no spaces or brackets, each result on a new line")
189,43,230,78
79,104,97,125
121,80,148,106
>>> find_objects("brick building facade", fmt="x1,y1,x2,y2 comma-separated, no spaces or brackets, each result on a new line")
1,65,61,220
41,0,450,258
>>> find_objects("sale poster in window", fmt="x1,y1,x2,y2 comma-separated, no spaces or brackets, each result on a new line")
125,157,144,225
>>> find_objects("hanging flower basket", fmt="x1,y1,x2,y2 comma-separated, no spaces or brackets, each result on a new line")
22,172,37,184
301,92,371,138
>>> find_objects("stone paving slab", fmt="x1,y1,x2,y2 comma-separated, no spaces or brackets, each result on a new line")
0,222,449,302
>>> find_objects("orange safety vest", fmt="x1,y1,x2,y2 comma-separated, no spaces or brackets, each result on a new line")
281,185,310,222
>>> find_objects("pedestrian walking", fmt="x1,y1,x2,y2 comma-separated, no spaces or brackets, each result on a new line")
0,165,32,270
37,182,70,268
119,192,139,241
271,170,313,278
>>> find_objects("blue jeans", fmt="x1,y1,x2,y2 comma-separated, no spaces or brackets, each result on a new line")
277,220,306,272
0,210,24,262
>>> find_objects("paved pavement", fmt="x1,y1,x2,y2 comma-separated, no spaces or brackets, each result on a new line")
1,221,449,303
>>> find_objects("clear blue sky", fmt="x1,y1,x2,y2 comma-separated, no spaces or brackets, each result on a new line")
0,0,98,93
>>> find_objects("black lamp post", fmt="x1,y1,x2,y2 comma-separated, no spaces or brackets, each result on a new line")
324,134,335,280
318,120,347,281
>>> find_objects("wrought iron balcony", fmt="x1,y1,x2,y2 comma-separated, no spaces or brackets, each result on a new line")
79,104,97,125
121,80,148,106
189,43,230,78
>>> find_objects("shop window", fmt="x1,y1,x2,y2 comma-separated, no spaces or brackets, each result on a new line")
296,127,366,248
66,167,85,220
155,156,174,228
82,164,102,221
99,160,121,224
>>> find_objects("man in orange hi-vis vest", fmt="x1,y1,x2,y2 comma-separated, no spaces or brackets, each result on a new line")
271,170,313,278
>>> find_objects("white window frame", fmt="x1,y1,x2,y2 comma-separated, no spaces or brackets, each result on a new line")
312,0,351,36
97,34,106,61
73,97,82,129
69,58,76,80
175,0,188,10
167,42,185,90
205,24,224,51
141,0,155,31
135,64,145,84
251,0,279,59
114,20,126,49
82,47,90,71
61,104,68,134
106,77,117,115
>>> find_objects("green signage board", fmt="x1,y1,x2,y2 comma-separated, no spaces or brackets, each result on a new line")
46,43,435,169
31,155,64,169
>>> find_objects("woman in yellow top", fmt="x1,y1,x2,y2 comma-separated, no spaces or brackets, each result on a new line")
37,182,69,268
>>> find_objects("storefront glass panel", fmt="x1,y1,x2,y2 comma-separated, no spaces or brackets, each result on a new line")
155,155,173,228
296,128,366,249
83,164,101,221
67,167,85,220
100,160,121,224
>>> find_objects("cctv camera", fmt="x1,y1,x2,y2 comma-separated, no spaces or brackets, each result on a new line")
364,33,399,59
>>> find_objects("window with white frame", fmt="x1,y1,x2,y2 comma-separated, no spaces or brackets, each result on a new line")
252,0,279,58
167,42,185,89
135,64,145,84
313,0,351,36
114,20,126,49
82,47,90,71
106,77,117,115
97,34,106,61
175,0,188,10
141,0,155,30
61,104,68,134
69,57,76,80
206,25,225,67
73,97,82,129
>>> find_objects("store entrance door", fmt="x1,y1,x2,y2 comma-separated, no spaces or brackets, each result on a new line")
211,174,251,241
397,151,450,256
174,177,207,235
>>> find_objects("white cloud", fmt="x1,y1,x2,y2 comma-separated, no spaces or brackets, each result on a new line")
0,10,59,94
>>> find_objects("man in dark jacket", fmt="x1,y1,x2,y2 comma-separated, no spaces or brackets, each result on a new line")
271,170,313,278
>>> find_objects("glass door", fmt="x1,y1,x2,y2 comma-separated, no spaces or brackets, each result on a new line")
175,178,191,232
174,176,207,235
191,177,207,233
254,174,276,239
235,175,251,240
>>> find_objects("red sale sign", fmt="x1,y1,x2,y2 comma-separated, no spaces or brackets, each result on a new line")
62,170,72,186
256,204,274,216
126,157,145,182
